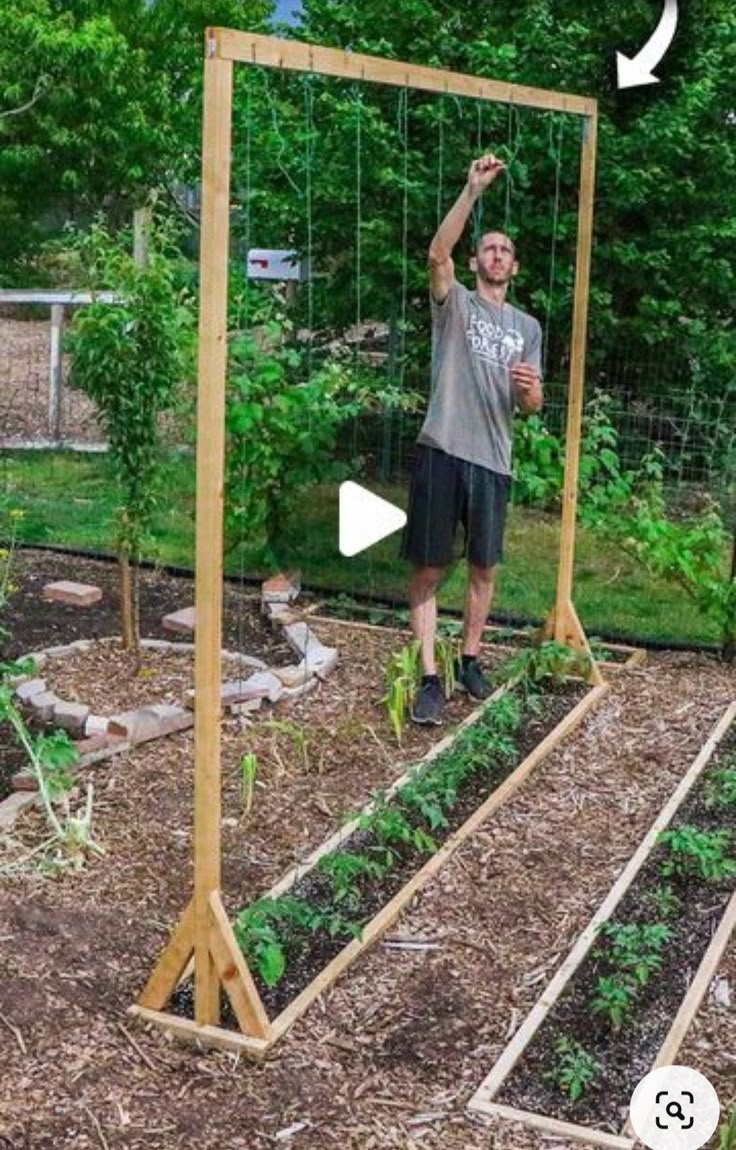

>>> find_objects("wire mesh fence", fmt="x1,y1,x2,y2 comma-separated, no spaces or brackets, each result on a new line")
0,297,106,449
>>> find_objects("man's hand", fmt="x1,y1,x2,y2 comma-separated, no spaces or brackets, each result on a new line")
466,153,506,199
511,362,543,413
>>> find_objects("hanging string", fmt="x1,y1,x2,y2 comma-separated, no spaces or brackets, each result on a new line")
303,74,315,381
436,95,445,230
544,113,565,381
473,100,484,237
237,71,254,668
354,85,363,335
261,69,302,198
398,87,409,386
396,87,410,475
503,98,523,237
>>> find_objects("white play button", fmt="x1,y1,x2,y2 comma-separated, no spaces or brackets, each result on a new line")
339,481,407,557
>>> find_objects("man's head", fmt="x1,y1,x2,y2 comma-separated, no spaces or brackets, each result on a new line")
470,231,519,288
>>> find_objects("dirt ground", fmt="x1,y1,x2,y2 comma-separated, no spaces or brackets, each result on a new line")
0,551,735,1149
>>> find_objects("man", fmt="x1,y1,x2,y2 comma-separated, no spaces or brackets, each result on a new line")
401,153,543,725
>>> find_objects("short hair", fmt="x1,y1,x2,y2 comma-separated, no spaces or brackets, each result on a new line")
473,230,517,260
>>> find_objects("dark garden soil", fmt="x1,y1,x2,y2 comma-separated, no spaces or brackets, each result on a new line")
0,548,292,799
499,724,736,1134
1,547,291,663
0,547,734,1150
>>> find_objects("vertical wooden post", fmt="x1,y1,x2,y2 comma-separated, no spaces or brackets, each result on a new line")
133,204,153,268
49,304,64,440
546,108,600,673
193,31,233,1027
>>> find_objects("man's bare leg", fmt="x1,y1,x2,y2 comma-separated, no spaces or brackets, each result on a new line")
463,563,496,657
409,564,445,674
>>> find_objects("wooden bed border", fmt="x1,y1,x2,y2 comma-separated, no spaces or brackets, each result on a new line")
307,612,646,672
467,700,736,1148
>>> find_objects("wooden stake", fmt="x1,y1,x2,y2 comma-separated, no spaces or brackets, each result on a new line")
133,204,153,268
192,39,233,1028
546,109,598,662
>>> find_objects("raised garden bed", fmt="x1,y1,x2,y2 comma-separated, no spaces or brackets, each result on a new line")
469,700,736,1149
312,601,641,668
135,668,609,1056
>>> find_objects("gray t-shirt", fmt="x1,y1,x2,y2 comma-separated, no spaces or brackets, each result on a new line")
417,281,542,475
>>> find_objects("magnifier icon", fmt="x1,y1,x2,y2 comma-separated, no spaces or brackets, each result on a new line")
655,1091,695,1130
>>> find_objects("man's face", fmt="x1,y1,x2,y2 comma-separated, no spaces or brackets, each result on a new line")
471,232,518,286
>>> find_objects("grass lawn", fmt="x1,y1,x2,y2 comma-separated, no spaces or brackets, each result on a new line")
0,448,722,647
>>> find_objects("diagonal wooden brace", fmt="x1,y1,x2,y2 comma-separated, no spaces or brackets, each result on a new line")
208,891,270,1039
135,893,271,1041
540,598,605,687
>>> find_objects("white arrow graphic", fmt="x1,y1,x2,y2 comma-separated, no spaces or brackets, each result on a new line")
616,0,678,89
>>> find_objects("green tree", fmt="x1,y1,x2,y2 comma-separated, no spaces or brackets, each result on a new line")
0,0,273,275
263,1,735,428
67,219,195,650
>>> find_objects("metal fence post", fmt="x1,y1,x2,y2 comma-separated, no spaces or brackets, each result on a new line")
49,303,64,440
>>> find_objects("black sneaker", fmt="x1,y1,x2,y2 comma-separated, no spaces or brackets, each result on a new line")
455,657,494,700
411,676,444,725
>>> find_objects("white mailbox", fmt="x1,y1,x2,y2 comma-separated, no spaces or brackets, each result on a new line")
247,248,310,282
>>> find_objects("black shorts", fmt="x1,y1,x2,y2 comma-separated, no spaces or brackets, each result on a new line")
400,445,511,568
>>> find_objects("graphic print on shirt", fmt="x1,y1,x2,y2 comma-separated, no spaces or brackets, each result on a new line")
466,310,524,367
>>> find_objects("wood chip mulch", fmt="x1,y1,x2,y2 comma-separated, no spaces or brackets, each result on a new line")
0,639,734,1150
44,641,251,716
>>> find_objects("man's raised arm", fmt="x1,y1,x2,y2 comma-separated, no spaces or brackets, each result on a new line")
428,153,506,303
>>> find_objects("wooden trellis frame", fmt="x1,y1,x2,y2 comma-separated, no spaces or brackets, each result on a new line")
467,700,736,1148
132,28,602,1054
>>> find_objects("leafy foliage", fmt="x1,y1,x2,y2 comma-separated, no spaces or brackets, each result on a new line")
225,294,417,563
0,0,272,275
719,1107,736,1150
658,826,736,883
590,974,637,1032
0,677,102,868
597,921,671,987
705,761,736,811
494,640,592,692
67,218,194,646
590,918,671,1032
645,883,681,921
233,894,360,987
602,451,736,658
513,391,634,520
240,752,259,818
544,1036,601,1101
383,636,456,742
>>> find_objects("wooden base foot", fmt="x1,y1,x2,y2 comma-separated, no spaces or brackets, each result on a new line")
136,890,270,1040
540,598,605,687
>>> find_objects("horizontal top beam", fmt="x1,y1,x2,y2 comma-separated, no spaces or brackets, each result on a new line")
0,290,116,305
209,28,596,117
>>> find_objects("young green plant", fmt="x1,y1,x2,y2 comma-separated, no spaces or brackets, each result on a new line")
544,1036,601,1101
240,751,258,818
658,826,736,882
